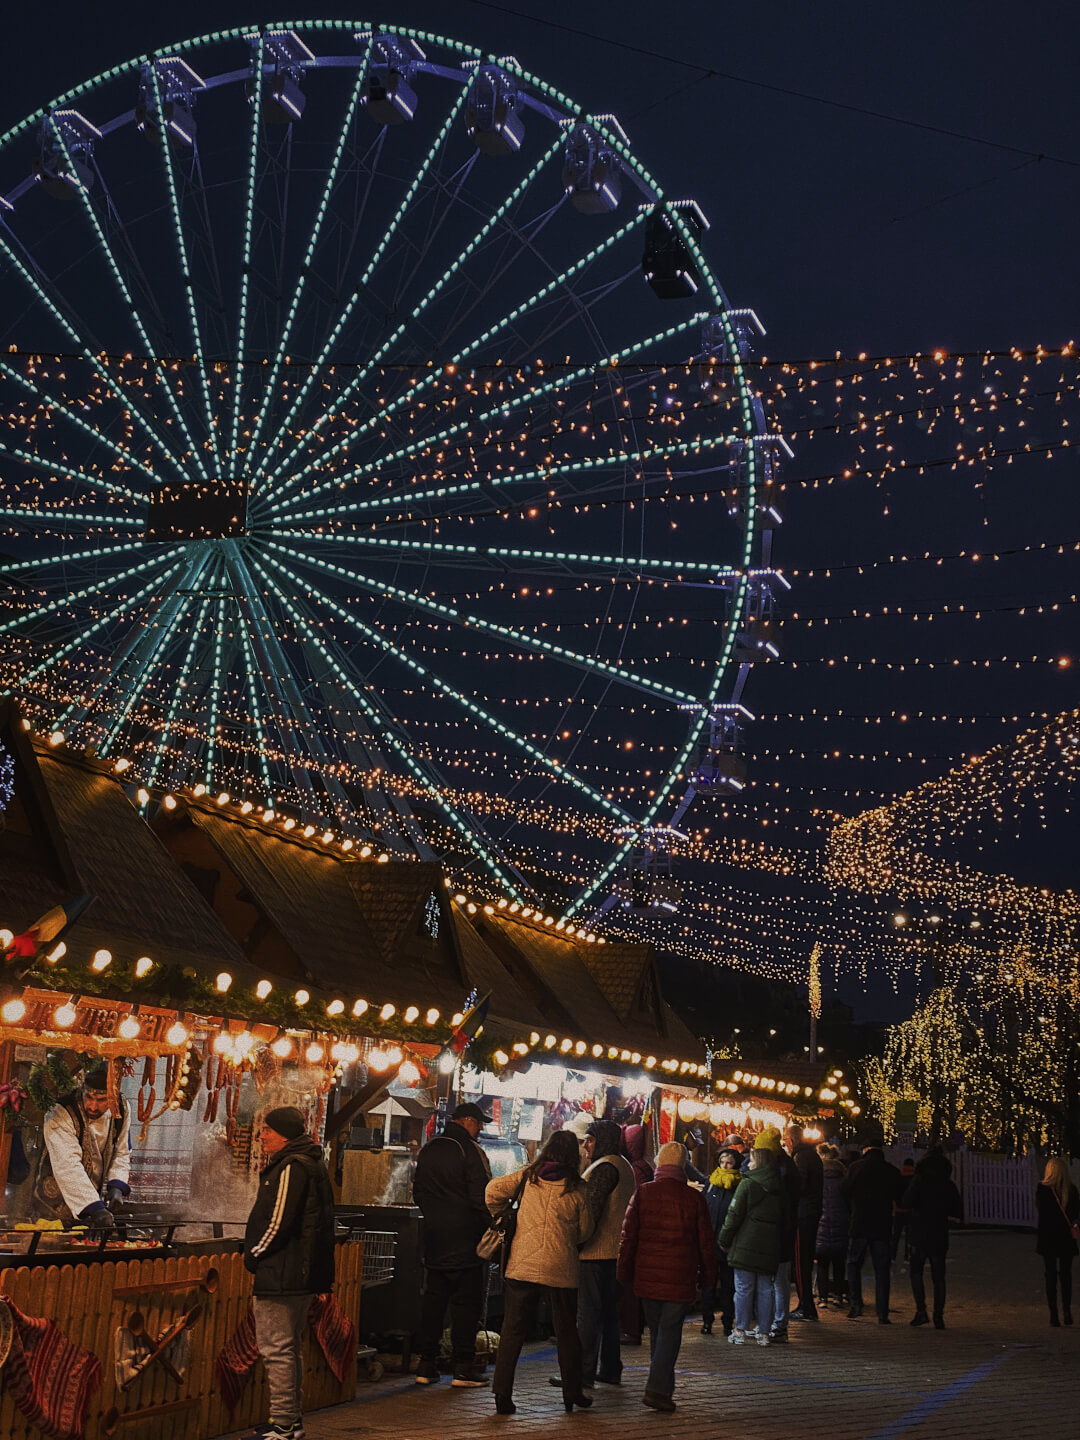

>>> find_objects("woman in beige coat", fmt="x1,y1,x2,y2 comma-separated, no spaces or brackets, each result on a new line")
486,1129,593,1415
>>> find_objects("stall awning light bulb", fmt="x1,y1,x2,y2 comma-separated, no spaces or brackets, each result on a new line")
135,957,153,978
368,1048,389,1071
54,1001,78,1028
166,1021,188,1046
136,788,149,806
294,989,310,1007
2,998,26,1025
212,1031,233,1055
114,758,130,773
327,999,345,1017
91,949,112,973
438,1051,458,1075
494,1050,509,1066
163,794,177,810
45,941,66,963
399,1060,421,1085
48,730,64,747
404,1006,419,1024
379,1003,395,1022
215,972,233,994
256,980,273,1000
305,1042,324,1064
352,999,369,1018
118,1014,140,1040
425,1008,439,1025
271,1036,292,1059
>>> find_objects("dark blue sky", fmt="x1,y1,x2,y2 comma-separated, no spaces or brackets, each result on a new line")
3,2,1077,1021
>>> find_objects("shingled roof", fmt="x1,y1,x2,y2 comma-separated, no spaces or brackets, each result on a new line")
0,711,249,977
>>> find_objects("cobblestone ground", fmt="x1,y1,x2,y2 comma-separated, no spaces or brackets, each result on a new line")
235,1231,1080,1440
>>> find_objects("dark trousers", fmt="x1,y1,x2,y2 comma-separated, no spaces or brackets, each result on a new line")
1044,1255,1074,1318
847,1237,891,1318
642,1299,687,1399
701,1253,735,1333
816,1249,846,1303
493,1279,582,1402
794,1218,820,1316
417,1265,483,1367
910,1247,947,1317
578,1259,622,1384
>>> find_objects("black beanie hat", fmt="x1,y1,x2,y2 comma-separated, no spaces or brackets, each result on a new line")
83,1065,110,1093
263,1106,307,1141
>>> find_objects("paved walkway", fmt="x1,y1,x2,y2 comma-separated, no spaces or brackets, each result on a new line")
237,1231,1079,1440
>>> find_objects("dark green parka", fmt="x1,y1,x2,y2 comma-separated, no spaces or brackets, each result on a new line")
717,1156,784,1274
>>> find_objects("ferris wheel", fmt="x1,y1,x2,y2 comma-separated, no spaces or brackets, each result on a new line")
0,20,785,921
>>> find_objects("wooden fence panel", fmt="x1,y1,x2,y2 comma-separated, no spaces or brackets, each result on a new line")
0,1240,363,1440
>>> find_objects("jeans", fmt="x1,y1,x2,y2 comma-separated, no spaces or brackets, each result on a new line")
417,1266,484,1368
794,1219,819,1316
771,1259,792,1334
578,1259,622,1384
701,1253,735,1332
847,1237,891,1318
641,1299,687,1398
1044,1255,1074,1319
253,1293,312,1427
494,1279,581,1402
910,1248,947,1317
733,1268,775,1336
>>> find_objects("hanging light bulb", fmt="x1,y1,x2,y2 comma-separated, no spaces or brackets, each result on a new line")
327,1000,345,1017
399,1060,421,1084
305,1042,325,1064
215,972,233,993
379,1003,395,1022
271,1035,293,1059
91,949,112,973
118,1014,141,1041
54,1000,78,1029
212,1031,234,1056
352,999,369,1018
166,1020,189,1046
403,1006,419,1024
256,980,273,1000
1,997,25,1025
425,1008,439,1025
294,989,310,1007
135,956,154,979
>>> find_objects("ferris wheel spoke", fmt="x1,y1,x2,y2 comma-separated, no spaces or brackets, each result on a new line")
0,505,141,532
0,224,189,482
229,31,265,467
267,309,708,522
244,70,369,471
148,65,223,472
0,437,144,508
8,556,187,696
46,117,209,482
0,358,160,495
252,549,634,829
258,132,563,502
275,526,739,582
204,595,228,789
229,591,276,807
95,554,210,755
264,539,700,708
0,546,179,641
285,427,739,527
144,588,215,791
249,86,471,495
0,538,169,578
256,559,528,893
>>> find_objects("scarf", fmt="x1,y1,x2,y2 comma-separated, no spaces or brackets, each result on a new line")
709,1166,742,1190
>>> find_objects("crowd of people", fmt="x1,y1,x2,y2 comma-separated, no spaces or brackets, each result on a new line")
233,1100,1080,1437
407,1107,1049,1419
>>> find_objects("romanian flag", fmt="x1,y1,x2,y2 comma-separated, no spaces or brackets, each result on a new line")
448,992,490,1056
3,894,95,963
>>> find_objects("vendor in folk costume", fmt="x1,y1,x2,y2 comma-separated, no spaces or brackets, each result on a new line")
33,1064,131,1228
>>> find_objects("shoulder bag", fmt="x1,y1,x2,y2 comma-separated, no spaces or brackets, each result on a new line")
477,1171,528,1265
1053,1189,1080,1242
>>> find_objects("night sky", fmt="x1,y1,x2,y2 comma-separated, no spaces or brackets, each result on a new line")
2,2,1077,1024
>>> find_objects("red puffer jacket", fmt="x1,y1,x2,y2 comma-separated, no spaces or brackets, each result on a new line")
617,1170,717,1302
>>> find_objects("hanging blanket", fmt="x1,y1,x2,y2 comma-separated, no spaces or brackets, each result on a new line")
0,1296,103,1440
308,1294,356,1383
215,1295,355,1413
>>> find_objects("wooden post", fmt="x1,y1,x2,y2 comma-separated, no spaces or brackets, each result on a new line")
0,1039,15,1190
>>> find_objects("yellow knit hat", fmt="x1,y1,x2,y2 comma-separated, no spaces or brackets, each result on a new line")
753,1126,782,1154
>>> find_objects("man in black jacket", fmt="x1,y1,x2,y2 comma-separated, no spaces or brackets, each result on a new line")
788,1126,824,1323
412,1101,492,1388
901,1150,962,1328
244,1107,335,1440
842,1136,903,1323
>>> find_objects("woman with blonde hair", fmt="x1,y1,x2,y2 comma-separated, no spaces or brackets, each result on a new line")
1036,1156,1080,1326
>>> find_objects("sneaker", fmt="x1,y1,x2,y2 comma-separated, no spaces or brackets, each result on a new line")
910,1311,929,1328
847,1305,864,1319
253,1425,303,1440
728,1328,747,1345
700,1320,713,1334
452,1366,487,1388
768,1329,788,1344
415,1360,441,1385
789,1308,818,1323
755,1333,770,1347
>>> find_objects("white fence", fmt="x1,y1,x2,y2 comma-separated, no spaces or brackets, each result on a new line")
954,1150,1038,1227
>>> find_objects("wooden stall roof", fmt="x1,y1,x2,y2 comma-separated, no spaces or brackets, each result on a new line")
0,711,251,979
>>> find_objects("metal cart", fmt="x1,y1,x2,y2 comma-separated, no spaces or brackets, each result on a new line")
343,1225,398,1381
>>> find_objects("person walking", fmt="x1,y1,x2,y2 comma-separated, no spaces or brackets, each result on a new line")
718,1136,784,1347
487,1130,593,1415
243,1107,335,1440
788,1125,824,1324
617,1141,715,1414
842,1130,903,1323
751,1127,799,1342
815,1146,849,1308
412,1101,493,1388
550,1119,635,1391
618,1123,655,1345
701,1146,743,1335
901,1149,962,1329
1036,1155,1080,1326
